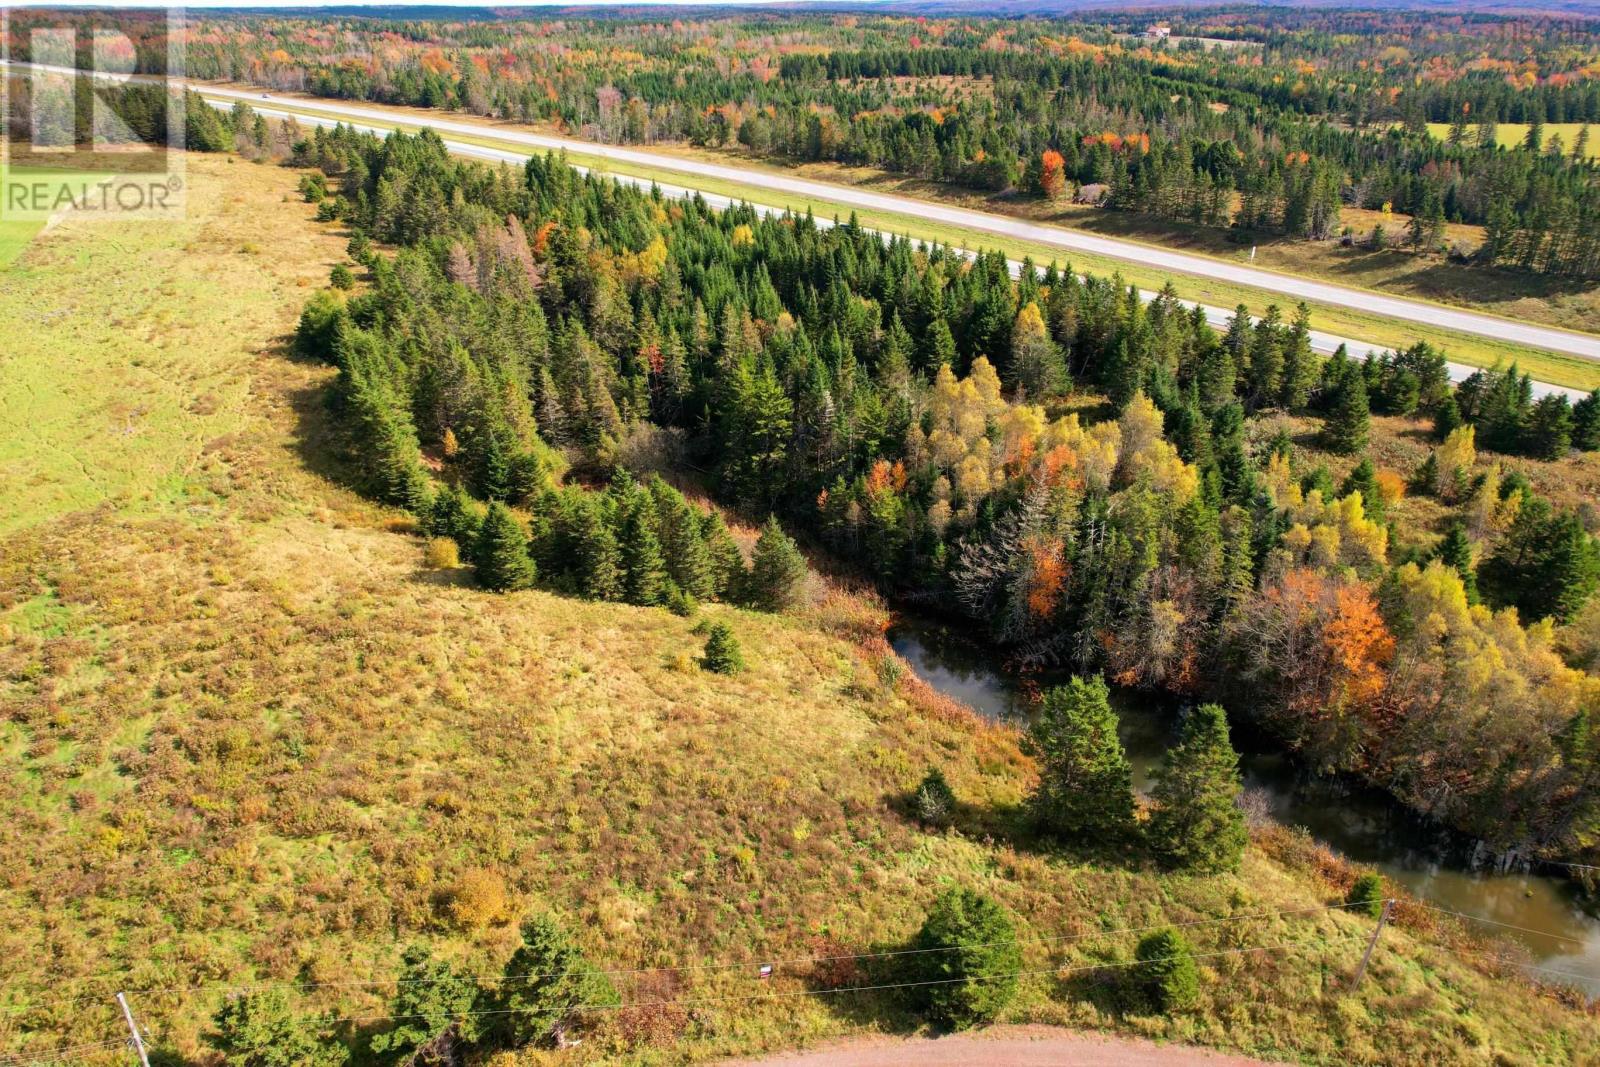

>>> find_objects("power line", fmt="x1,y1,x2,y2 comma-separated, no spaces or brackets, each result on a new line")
1407,902,1589,946
4,900,1370,1015
336,931,1374,1031
0,1038,128,1067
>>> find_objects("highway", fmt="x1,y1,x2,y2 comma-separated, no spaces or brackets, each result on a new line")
225,93,1589,401
2,61,1591,398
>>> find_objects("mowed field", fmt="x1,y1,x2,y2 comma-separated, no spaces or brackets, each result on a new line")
1427,122,1599,159
1,154,1598,1065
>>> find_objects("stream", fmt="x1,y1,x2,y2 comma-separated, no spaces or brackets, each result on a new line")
890,616,1600,992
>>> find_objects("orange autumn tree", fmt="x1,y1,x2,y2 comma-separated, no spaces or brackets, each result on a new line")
1037,149,1067,199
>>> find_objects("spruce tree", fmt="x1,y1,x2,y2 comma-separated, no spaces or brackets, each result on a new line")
208,988,340,1067
1573,390,1600,452
1135,929,1199,1013
650,478,715,599
486,915,617,1049
1147,704,1247,872
574,494,624,601
1340,458,1384,520
1346,873,1386,919
370,945,481,1061
743,516,808,612
1434,523,1479,603
914,766,958,828
905,889,1022,1030
701,510,747,600
1025,676,1136,844
1323,365,1370,455
474,503,536,593
616,481,668,607
701,620,745,674
1526,394,1573,460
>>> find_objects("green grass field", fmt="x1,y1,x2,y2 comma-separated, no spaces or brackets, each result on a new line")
1427,121,1598,159
1,152,1598,1065
0,165,114,267
221,93,1600,391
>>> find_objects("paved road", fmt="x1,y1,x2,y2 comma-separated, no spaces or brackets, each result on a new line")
3,62,1587,398
162,82,1600,366
221,94,1587,401
718,1025,1287,1067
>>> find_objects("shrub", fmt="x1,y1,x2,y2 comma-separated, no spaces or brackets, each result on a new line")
701,621,745,674
1347,872,1386,918
424,537,460,570
447,867,512,931
1135,928,1199,1013
330,263,355,290
913,766,957,828
905,888,1021,1030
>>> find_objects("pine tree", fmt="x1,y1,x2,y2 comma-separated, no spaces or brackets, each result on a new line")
905,889,1021,1030
1147,704,1247,872
574,494,624,601
914,766,958,828
1278,303,1316,411
743,516,808,612
1025,675,1136,844
1346,873,1386,919
650,479,715,600
701,620,745,674
474,503,536,593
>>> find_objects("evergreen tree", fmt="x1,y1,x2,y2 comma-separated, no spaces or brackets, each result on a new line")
1526,394,1573,460
574,494,624,601
1346,873,1386,920
427,483,484,548
1147,704,1247,872
1025,676,1137,844
702,620,745,674
616,479,668,606
1135,929,1199,1013
743,516,808,612
370,945,481,1062
209,989,341,1067
701,510,747,600
1480,498,1600,622
485,915,617,1049
1340,458,1384,520
914,766,958,828
1278,303,1316,411
1434,523,1479,603
474,502,536,593
904,889,1021,1030
1323,365,1371,455
1573,390,1600,452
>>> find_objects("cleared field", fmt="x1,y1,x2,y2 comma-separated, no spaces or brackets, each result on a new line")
2,153,1597,1066
211,91,1600,392
0,165,113,267
1427,122,1599,159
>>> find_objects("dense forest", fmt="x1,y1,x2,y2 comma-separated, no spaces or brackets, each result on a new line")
21,5,1595,277
277,113,1600,874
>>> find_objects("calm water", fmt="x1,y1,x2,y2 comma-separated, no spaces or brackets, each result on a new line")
891,617,1600,991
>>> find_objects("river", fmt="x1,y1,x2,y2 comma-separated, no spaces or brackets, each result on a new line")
889,617,1600,992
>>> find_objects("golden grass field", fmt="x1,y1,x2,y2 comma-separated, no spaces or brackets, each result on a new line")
1,154,1598,1065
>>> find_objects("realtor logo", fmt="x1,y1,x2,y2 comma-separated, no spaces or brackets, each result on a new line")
1,6,187,222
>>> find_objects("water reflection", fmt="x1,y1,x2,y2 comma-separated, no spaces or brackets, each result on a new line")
890,617,1600,990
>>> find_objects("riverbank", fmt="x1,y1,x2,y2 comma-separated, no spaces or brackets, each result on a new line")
888,615,1600,993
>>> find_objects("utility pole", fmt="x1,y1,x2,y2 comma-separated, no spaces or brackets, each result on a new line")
116,992,152,1067
1350,899,1392,991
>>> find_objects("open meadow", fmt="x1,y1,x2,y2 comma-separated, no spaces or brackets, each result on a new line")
1,153,1599,1065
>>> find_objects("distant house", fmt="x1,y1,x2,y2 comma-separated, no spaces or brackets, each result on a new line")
1145,24,1172,40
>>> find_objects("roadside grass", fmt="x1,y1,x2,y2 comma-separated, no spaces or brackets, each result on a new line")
1,152,1597,1066
210,91,1600,391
